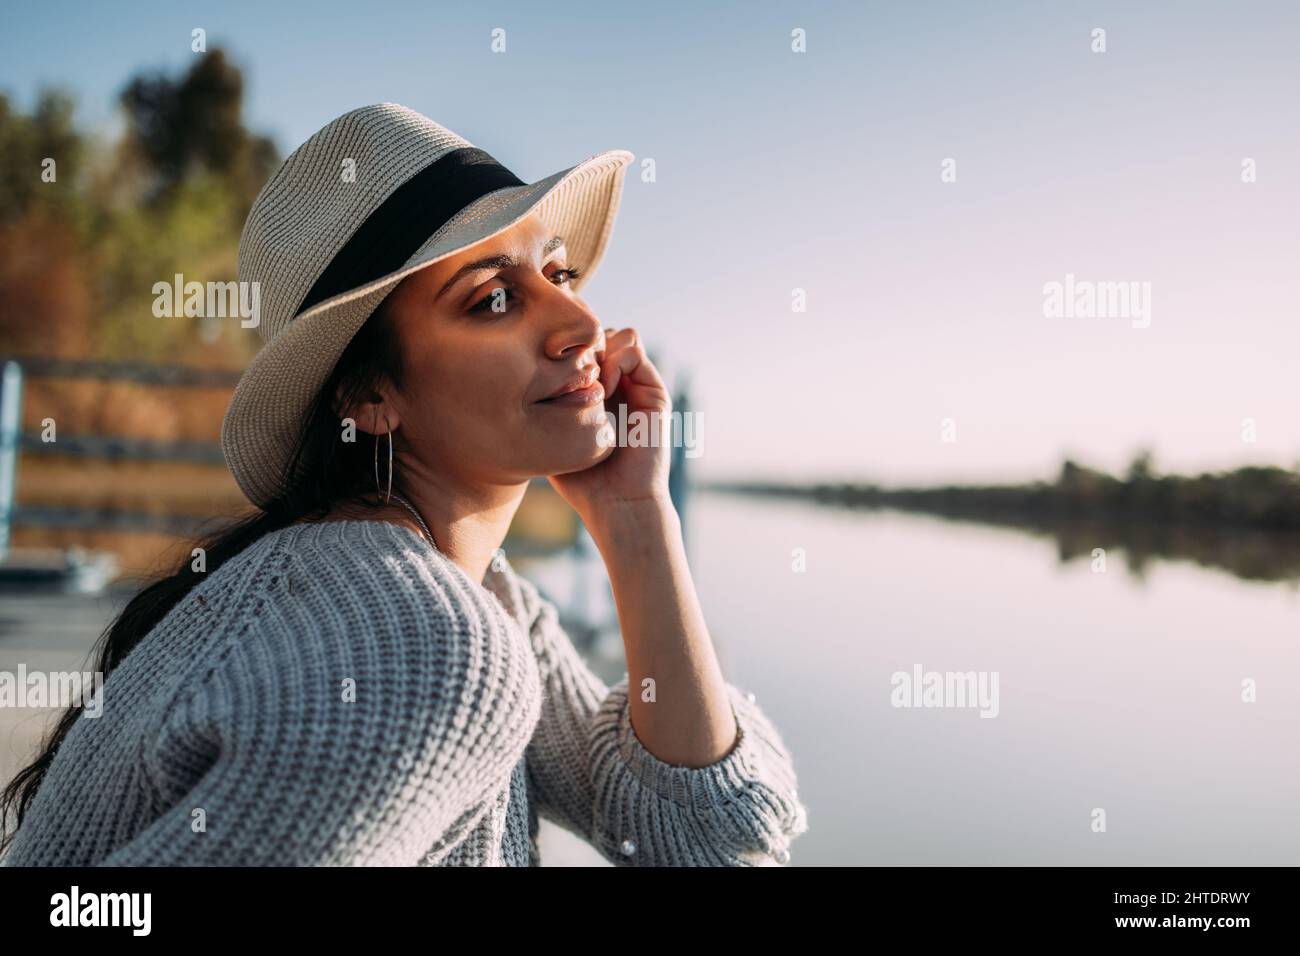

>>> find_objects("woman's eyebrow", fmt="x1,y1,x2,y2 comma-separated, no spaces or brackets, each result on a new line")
436,235,566,301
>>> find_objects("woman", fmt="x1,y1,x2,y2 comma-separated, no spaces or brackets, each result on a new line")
0,104,807,866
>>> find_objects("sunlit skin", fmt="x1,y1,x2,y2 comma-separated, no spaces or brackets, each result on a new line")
316,211,738,770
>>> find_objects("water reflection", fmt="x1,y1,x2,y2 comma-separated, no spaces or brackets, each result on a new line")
690,490,1300,865
717,487,1300,586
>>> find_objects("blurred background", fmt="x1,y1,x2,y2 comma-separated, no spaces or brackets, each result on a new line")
1,0,1298,865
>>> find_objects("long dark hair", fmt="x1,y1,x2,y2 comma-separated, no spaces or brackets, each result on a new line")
0,296,406,856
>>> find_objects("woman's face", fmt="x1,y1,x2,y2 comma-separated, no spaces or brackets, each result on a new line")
377,211,614,485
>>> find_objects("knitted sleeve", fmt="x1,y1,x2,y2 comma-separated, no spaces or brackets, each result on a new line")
96,524,542,866
512,572,809,866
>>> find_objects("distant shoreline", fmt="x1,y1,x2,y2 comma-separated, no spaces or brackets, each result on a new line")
700,458,1300,584
701,458,1300,533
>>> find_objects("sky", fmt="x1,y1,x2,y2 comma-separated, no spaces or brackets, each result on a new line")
2,0,1298,486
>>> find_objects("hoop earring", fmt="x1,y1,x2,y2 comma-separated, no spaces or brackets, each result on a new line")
373,417,393,504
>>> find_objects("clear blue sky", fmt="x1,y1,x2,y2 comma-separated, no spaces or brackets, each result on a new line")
4,1,1299,484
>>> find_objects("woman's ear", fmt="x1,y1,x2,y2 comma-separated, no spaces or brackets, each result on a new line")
334,384,399,437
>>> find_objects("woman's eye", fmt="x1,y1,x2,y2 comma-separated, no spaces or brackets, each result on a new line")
469,286,511,313
467,268,582,314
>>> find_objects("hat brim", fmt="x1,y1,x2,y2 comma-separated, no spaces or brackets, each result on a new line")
220,148,634,510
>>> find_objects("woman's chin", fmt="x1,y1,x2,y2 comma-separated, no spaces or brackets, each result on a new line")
540,427,617,474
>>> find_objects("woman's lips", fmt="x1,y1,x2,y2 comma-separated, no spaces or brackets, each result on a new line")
536,381,605,407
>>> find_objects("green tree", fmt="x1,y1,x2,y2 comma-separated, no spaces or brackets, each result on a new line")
119,48,278,216
1126,448,1156,482
0,47,281,364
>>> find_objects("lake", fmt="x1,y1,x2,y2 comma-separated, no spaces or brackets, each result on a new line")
674,489,1300,865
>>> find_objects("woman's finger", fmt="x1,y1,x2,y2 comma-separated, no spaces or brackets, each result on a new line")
598,329,640,389
600,327,636,356
600,342,644,399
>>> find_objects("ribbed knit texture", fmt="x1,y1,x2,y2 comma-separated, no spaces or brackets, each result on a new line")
1,520,808,867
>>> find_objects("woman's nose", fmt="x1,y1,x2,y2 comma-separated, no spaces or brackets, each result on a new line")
541,286,604,361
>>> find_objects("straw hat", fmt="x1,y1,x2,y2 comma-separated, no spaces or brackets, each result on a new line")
220,102,633,508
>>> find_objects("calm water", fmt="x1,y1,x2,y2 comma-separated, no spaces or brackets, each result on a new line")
684,490,1300,865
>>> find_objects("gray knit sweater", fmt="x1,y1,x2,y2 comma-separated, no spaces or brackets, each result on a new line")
1,520,807,866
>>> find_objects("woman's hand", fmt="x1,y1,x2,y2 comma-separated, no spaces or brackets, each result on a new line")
549,331,741,785
546,327,674,525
